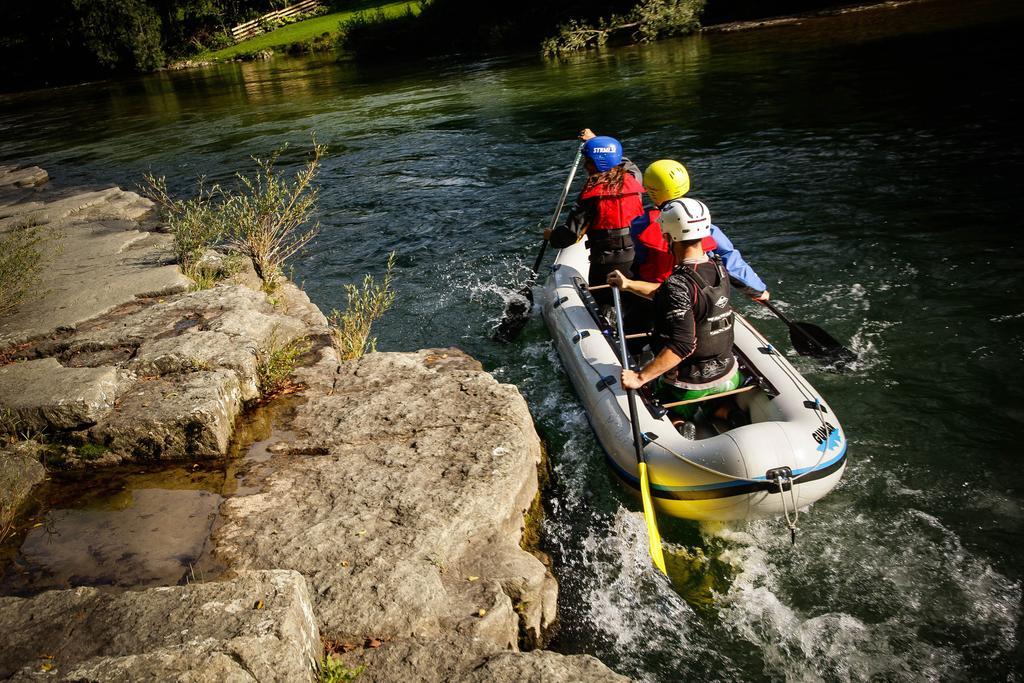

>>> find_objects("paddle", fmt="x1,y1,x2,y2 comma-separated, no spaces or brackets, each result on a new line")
612,286,667,575
760,299,856,363
492,142,585,342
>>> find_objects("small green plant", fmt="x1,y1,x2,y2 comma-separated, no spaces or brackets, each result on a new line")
143,143,323,292
329,252,396,362
190,268,219,291
0,222,51,318
0,409,48,444
141,174,229,280
181,357,212,372
76,442,109,460
227,142,325,291
318,656,364,683
0,495,18,545
253,328,312,398
191,252,248,291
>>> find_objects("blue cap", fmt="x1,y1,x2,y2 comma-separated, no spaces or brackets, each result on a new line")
584,136,623,172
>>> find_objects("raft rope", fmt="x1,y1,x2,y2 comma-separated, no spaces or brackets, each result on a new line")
776,474,799,545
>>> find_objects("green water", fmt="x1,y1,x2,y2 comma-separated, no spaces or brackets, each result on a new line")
1,1,1022,678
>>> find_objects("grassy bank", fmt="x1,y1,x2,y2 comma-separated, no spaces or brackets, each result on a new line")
199,0,420,61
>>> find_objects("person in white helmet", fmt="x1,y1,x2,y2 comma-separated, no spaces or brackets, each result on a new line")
608,197,742,431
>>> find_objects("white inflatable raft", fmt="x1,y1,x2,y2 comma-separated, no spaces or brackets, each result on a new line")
541,239,847,522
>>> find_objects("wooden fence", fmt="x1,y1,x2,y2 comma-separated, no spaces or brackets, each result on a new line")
230,0,322,43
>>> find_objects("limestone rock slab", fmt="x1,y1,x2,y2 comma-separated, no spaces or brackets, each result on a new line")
0,440,46,525
0,165,48,189
130,329,262,400
0,188,190,347
0,357,128,430
464,651,632,682
90,369,242,459
213,349,554,653
71,284,305,351
0,569,320,682
277,281,330,332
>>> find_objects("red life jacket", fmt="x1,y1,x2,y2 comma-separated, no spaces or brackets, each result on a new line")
579,173,645,232
635,209,718,283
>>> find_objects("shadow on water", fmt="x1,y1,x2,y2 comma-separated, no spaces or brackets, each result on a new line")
0,397,301,597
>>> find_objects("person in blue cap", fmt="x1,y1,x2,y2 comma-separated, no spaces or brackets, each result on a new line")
545,128,645,304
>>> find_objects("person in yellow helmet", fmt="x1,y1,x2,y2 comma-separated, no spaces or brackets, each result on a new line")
631,159,770,299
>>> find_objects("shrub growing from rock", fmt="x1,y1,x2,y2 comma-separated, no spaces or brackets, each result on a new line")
253,328,312,399
318,655,365,683
141,174,229,281
329,251,396,361
227,142,325,292
142,142,324,292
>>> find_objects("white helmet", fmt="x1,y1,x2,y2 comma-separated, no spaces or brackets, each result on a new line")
658,198,711,243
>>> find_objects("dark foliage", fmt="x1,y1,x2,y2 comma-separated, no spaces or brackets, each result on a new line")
341,0,640,58
0,0,880,90
0,0,281,91
341,0,865,60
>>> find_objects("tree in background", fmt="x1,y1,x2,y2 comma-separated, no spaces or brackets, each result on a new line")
542,0,704,56
0,0,880,90
73,0,165,71
0,0,277,90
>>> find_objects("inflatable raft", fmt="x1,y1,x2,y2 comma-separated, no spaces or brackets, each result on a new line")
541,239,847,522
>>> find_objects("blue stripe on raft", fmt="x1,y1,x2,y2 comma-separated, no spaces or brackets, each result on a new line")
605,442,848,494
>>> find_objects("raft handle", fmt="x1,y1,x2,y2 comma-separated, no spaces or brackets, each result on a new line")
596,375,617,391
765,466,794,491
803,399,829,413
572,330,590,344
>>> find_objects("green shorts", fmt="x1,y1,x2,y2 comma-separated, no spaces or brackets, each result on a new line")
659,370,743,420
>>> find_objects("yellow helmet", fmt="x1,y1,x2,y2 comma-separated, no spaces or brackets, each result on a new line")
643,160,690,206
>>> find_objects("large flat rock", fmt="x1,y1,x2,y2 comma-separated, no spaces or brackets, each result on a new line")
0,165,48,189
0,569,320,681
212,348,570,676
2,284,316,459
0,185,190,347
327,636,631,683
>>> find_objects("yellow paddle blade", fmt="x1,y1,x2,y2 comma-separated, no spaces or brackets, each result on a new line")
638,462,667,575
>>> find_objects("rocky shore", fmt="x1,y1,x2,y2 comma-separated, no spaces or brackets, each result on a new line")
0,165,629,681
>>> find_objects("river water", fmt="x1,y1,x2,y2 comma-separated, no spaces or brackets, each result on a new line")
1,1,1022,679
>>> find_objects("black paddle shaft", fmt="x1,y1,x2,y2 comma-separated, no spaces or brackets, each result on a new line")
612,287,647,467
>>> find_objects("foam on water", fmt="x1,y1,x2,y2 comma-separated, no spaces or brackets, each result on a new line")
701,500,1020,681
505,300,1020,681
